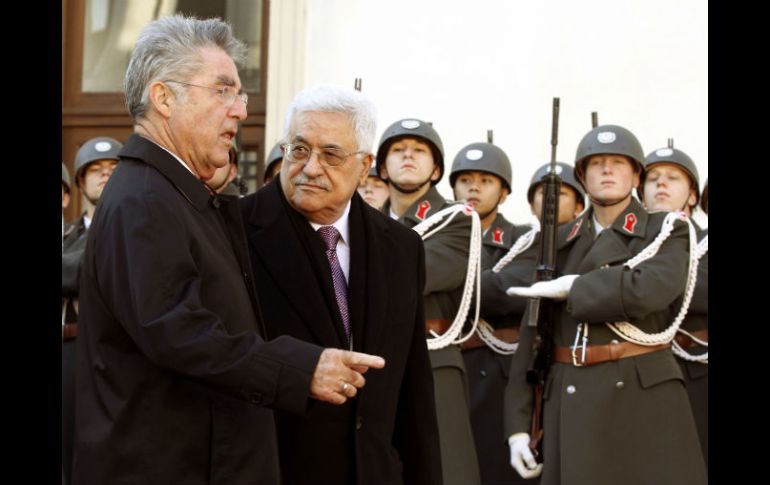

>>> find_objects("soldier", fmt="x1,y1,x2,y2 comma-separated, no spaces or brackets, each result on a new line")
263,141,283,185
207,143,247,196
639,144,708,467
61,136,122,485
62,163,71,243
504,125,707,485
357,166,389,210
377,119,482,485
450,142,531,485
527,162,585,225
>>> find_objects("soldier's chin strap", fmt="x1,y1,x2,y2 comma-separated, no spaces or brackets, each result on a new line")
389,176,433,194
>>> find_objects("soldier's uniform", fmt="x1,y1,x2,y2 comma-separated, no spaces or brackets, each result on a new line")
450,142,534,485
640,145,708,467
378,119,481,485
504,126,706,485
61,137,122,485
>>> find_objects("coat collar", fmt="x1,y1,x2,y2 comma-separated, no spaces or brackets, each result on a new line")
381,186,450,228
119,134,213,212
483,213,518,248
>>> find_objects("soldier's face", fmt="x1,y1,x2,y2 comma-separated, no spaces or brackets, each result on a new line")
453,171,508,219
583,154,639,204
80,159,117,204
643,163,697,215
357,176,389,209
166,46,246,182
281,111,371,224
531,184,584,225
381,138,439,189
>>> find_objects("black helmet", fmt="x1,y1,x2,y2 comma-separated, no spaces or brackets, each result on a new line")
375,118,444,185
61,162,71,193
638,146,700,204
527,162,585,205
449,142,512,191
264,142,283,183
574,124,644,188
74,137,122,180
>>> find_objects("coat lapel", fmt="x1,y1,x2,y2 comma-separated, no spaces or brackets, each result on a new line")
245,182,345,347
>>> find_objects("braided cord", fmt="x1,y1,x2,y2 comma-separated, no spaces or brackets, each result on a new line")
606,212,698,346
492,219,540,273
412,204,483,350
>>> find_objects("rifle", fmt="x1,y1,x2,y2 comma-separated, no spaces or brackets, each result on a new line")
524,97,562,460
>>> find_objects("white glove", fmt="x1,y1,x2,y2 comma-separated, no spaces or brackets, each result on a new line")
506,274,579,301
508,433,543,479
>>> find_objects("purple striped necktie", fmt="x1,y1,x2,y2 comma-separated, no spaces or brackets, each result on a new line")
317,226,351,345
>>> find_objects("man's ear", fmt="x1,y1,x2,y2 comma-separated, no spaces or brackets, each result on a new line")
148,81,175,118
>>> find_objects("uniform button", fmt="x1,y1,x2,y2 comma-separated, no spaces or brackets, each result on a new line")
248,391,263,404
610,339,619,345
356,416,363,430
480,370,488,377
566,385,576,394
615,381,625,389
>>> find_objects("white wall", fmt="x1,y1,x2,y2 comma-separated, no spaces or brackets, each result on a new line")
268,0,707,226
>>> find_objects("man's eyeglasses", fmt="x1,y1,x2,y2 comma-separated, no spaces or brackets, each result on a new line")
164,80,248,106
281,143,364,167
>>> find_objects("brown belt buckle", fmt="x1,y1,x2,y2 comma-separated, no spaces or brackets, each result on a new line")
571,323,588,367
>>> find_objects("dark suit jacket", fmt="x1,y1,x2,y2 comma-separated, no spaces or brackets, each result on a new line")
74,134,324,485
240,180,442,485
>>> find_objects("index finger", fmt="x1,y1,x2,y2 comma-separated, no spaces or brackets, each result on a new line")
342,351,385,369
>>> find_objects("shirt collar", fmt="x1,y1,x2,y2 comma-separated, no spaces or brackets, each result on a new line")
309,200,352,245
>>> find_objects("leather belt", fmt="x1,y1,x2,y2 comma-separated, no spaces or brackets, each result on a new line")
461,327,520,351
425,319,452,337
674,329,708,349
554,341,670,367
62,323,78,341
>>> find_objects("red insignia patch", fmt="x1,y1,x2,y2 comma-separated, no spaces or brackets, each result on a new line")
492,227,504,244
415,200,431,221
567,218,583,241
623,213,638,233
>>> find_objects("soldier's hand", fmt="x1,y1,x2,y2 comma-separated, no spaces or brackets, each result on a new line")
508,433,543,478
506,274,579,300
309,349,385,405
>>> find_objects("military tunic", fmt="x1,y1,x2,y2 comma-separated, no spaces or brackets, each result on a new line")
504,199,707,485
676,222,708,467
61,213,88,485
383,186,481,485
464,214,536,485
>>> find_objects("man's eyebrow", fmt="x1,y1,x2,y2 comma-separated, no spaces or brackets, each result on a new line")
215,75,237,88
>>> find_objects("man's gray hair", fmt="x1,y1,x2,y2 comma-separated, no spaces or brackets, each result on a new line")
124,15,246,121
283,84,378,153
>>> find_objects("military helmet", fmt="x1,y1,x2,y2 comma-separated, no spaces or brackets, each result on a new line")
449,142,512,191
574,124,644,188
375,118,445,185
264,142,283,181
637,146,700,204
367,165,384,180
527,162,585,205
61,162,71,192
74,137,123,179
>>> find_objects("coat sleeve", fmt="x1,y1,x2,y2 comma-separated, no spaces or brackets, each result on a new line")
62,237,86,297
566,219,690,323
422,213,472,294
91,191,322,414
480,243,538,318
393,236,443,485
503,310,537,439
